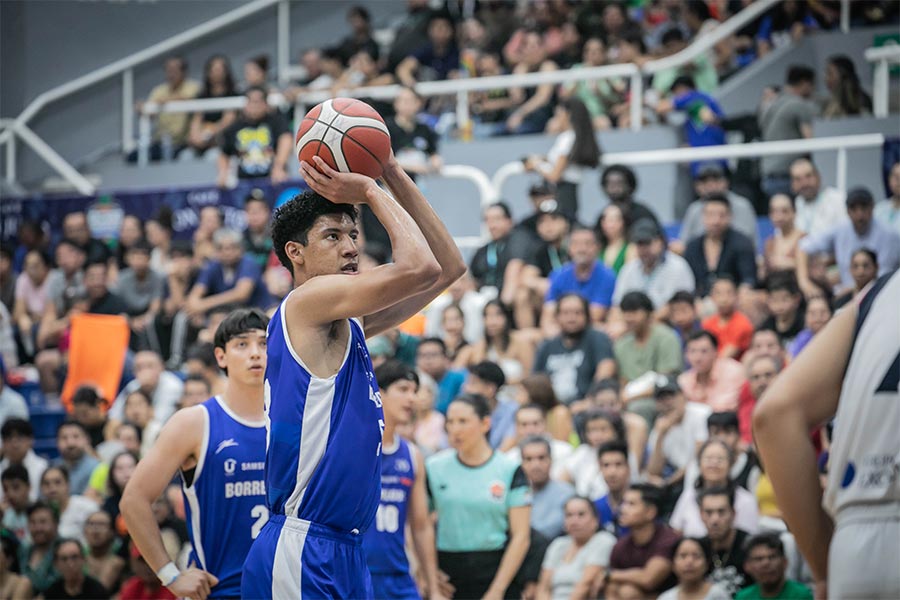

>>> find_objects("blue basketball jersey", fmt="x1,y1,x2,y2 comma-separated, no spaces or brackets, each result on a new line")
182,396,268,598
265,306,384,533
363,437,417,575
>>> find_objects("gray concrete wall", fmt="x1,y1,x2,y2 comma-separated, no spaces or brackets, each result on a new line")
811,116,900,194
0,0,405,184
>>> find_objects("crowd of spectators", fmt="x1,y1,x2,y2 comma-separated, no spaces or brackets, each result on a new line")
1,150,897,597
2,0,899,598
128,0,897,188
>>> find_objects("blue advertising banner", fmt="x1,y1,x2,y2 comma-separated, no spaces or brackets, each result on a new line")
0,179,308,246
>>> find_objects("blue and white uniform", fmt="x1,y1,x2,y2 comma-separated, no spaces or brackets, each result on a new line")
243,304,384,599
182,396,268,598
363,437,420,600
824,271,900,599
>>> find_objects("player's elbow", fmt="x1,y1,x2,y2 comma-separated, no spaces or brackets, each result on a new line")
412,258,442,289
444,257,467,286
752,387,787,438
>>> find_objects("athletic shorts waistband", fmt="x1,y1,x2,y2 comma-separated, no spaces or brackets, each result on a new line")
835,502,900,525
270,513,364,546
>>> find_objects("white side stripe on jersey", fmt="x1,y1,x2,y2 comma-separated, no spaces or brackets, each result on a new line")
183,407,211,569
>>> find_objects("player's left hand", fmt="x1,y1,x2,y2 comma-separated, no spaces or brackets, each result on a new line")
300,156,376,205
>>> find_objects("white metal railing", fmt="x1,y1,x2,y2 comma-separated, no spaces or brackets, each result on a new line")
865,43,900,118
492,134,886,208
0,0,288,193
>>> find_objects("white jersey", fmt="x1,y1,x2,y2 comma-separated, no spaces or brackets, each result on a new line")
823,270,900,519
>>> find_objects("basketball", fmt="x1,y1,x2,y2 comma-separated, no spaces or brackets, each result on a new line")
295,98,392,180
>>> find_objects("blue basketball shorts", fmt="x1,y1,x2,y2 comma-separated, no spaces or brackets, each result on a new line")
242,514,373,599
369,572,420,600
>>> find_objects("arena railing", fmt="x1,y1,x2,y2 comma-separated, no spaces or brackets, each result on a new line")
865,43,900,118
2,0,779,193
491,133,885,210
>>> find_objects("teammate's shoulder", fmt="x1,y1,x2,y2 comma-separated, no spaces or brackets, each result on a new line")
164,404,208,431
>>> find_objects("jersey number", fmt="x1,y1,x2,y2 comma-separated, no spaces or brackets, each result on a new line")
374,504,399,533
251,505,269,539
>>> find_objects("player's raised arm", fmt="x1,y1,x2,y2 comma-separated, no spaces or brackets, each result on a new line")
120,407,218,600
281,157,440,329
360,154,467,338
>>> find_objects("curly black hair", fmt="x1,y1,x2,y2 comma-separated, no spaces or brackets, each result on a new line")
272,190,358,273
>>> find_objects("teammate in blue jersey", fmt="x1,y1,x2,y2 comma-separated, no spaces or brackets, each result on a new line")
122,309,269,600
242,153,466,599
363,360,445,600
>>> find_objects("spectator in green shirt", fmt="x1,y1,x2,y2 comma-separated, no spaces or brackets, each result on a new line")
737,533,813,600
614,291,683,424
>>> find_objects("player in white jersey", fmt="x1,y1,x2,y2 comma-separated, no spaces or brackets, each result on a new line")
754,270,900,599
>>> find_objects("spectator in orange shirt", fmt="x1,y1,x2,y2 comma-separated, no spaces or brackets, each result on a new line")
678,330,747,412
701,276,754,360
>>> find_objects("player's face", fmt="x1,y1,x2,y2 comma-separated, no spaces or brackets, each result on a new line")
700,495,735,541
563,498,599,541
599,452,629,492
302,214,360,278
217,330,267,385
383,380,417,426
446,402,490,452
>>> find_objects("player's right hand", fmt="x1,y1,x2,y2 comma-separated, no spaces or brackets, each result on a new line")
300,156,376,205
168,568,219,600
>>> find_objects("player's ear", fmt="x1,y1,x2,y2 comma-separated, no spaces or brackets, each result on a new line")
213,345,228,370
285,241,305,265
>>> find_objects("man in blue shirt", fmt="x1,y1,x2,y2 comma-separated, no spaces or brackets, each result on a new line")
541,226,616,337
659,75,726,178
185,228,271,314
396,13,460,87
594,441,632,538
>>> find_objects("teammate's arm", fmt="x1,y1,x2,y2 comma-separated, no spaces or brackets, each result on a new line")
753,303,856,586
484,505,531,600
290,157,441,328
408,447,447,600
362,158,467,338
120,407,219,600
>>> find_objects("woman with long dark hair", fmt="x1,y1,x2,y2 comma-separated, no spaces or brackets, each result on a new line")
426,394,531,599
823,54,872,118
595,204,636,275
516,373,573,443
187,54,238,157
455,299,536,384
524,97,601,220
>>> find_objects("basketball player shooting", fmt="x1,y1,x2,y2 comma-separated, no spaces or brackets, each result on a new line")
753,270,900,599
241,145,466,597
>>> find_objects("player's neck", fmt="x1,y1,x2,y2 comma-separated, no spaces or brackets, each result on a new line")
221,381,265,421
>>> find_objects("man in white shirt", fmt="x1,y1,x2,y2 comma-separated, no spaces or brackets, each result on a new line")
645,375,711,489
0,419,47,502
504,404,573,479
790,158,847,236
